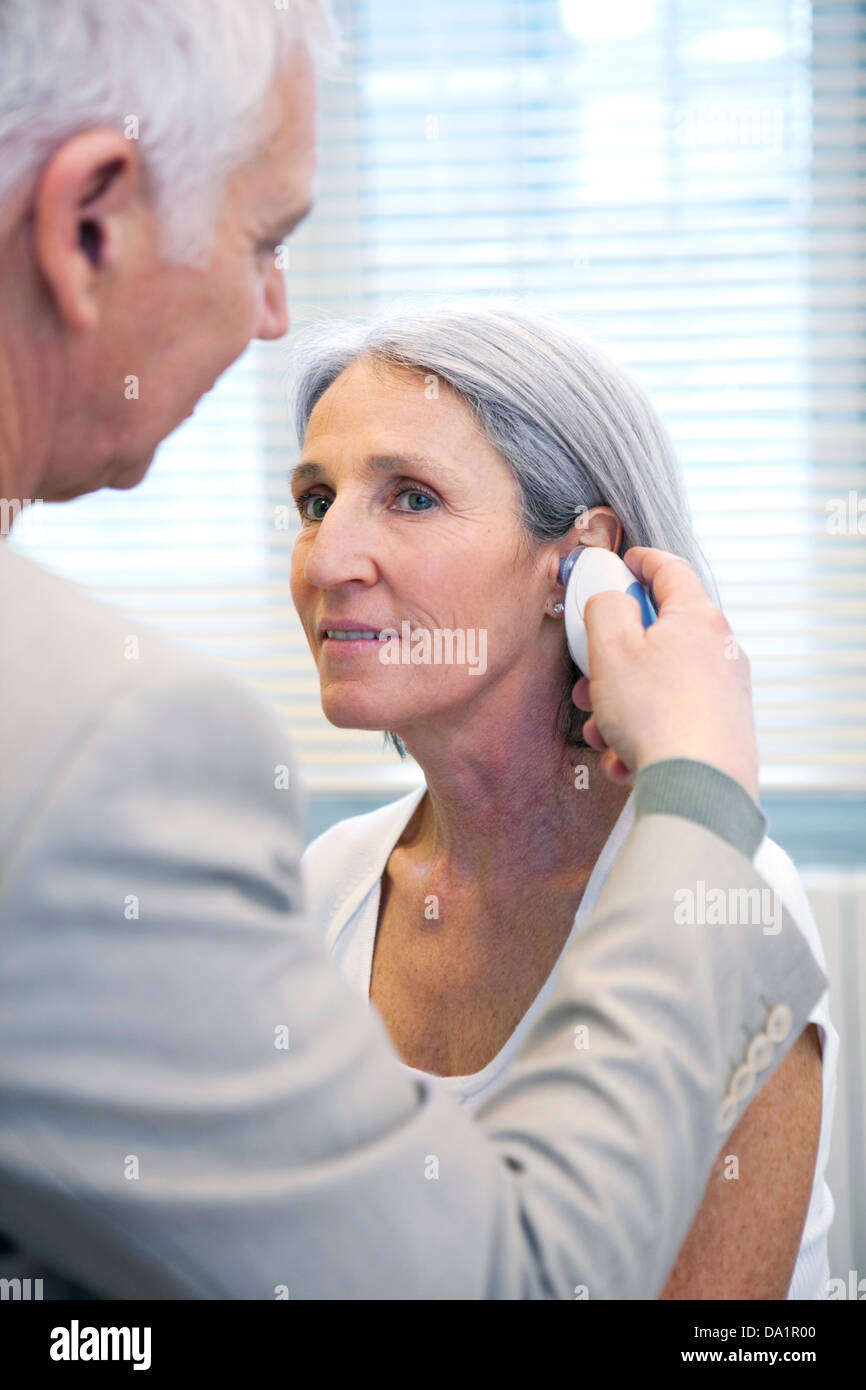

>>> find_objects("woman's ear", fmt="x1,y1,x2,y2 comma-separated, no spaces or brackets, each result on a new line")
549,505,624,583
573,505,623,553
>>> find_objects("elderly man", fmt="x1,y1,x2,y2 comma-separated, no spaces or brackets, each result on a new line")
0,0,824,1299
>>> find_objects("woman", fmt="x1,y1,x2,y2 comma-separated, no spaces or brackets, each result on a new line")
288,304,837,1299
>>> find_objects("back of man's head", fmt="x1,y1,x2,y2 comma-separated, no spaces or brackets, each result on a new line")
0,0,338,260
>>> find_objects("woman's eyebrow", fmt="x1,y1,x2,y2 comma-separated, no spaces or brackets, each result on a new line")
365,452,451,481
290,452,451,487
289,460,324,488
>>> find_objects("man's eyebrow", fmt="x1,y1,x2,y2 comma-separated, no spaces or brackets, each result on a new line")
289,452,449,488
272,200,314,239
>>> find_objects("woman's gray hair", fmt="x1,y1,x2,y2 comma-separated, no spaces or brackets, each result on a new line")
290,302,719,757
0,0,339,261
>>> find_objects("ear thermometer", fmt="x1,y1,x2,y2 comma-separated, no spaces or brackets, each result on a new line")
557,545,657,678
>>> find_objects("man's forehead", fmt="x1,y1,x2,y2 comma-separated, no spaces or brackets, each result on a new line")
260,47,318,159
248,59,317,208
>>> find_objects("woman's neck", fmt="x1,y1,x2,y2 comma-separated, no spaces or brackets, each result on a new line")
397,732,633,894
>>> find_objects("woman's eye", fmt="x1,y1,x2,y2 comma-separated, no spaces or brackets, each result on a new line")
297,493,331,522
393,487,436,512
295,485,436,522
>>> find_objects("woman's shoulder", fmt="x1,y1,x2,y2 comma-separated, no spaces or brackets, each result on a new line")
752,835,838,1078
753,834,827,969
301,785,426,919
302,785,425,869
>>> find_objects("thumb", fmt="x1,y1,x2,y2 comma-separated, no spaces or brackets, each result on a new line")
583,588,644,676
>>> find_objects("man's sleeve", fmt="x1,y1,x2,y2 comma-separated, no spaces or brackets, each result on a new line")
0,666,826,1299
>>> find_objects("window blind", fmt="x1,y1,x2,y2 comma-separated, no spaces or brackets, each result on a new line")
11,0,866,793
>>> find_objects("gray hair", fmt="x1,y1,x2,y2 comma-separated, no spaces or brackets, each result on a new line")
0,0,340,260
290,303,720,756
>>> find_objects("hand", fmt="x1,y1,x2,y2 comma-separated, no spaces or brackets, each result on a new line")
572,548,760,803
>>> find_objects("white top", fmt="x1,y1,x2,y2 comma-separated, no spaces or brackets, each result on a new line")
302,784,838,1300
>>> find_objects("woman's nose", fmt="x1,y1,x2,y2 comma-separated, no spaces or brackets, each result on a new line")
301,496,379,589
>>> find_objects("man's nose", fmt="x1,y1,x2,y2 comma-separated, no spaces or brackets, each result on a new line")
255,264,289,341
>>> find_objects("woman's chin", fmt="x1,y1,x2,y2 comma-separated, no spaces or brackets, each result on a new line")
321,694,405,731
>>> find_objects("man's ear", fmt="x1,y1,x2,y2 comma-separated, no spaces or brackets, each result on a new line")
33,129,144,331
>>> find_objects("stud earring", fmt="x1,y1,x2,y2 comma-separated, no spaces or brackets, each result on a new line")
553,602,564,614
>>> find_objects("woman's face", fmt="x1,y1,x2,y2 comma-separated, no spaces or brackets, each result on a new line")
289,356,558,741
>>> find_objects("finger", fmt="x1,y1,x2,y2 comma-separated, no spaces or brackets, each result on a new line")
620,547,713,616
583,588,644,676
571,674,592,711
582,714,608,752
601,747,634,785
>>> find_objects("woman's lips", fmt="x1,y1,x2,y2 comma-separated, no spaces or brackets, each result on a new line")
320,633,385,654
